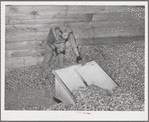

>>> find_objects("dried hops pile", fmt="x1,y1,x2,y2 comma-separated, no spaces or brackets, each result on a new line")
47,83,144,111
5,64,55,91
5,41,145,111
5,64,56,110
47,41,145,111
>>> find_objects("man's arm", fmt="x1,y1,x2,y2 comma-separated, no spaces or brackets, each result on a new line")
68,32,80,57
46,28,56,49
68,32,86,65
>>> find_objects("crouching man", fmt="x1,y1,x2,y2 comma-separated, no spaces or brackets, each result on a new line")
40,25,86,75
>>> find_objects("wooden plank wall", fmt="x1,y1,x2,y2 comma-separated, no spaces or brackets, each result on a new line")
5,5,145,69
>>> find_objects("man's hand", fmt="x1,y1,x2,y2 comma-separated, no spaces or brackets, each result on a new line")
79,60,86,66
55,47,60,56
76,56,86,66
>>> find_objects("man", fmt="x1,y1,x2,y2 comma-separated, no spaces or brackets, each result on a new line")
40,25,86,74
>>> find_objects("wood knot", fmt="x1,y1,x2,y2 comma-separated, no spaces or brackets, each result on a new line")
138,27,145,34
9,6,18,13
39,44,42,46
31,10,38,16
11,54,15,57
101,8,105,11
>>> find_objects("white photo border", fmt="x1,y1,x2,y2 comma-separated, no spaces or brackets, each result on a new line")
1,1,148,121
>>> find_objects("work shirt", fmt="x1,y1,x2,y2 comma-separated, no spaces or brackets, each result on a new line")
46,27,77,50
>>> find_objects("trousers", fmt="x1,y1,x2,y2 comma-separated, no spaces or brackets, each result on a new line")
42,43,65,70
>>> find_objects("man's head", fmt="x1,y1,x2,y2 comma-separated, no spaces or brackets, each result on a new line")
59,25,72,40
60,32,69,40
54,27,68,40
54,27,61,36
